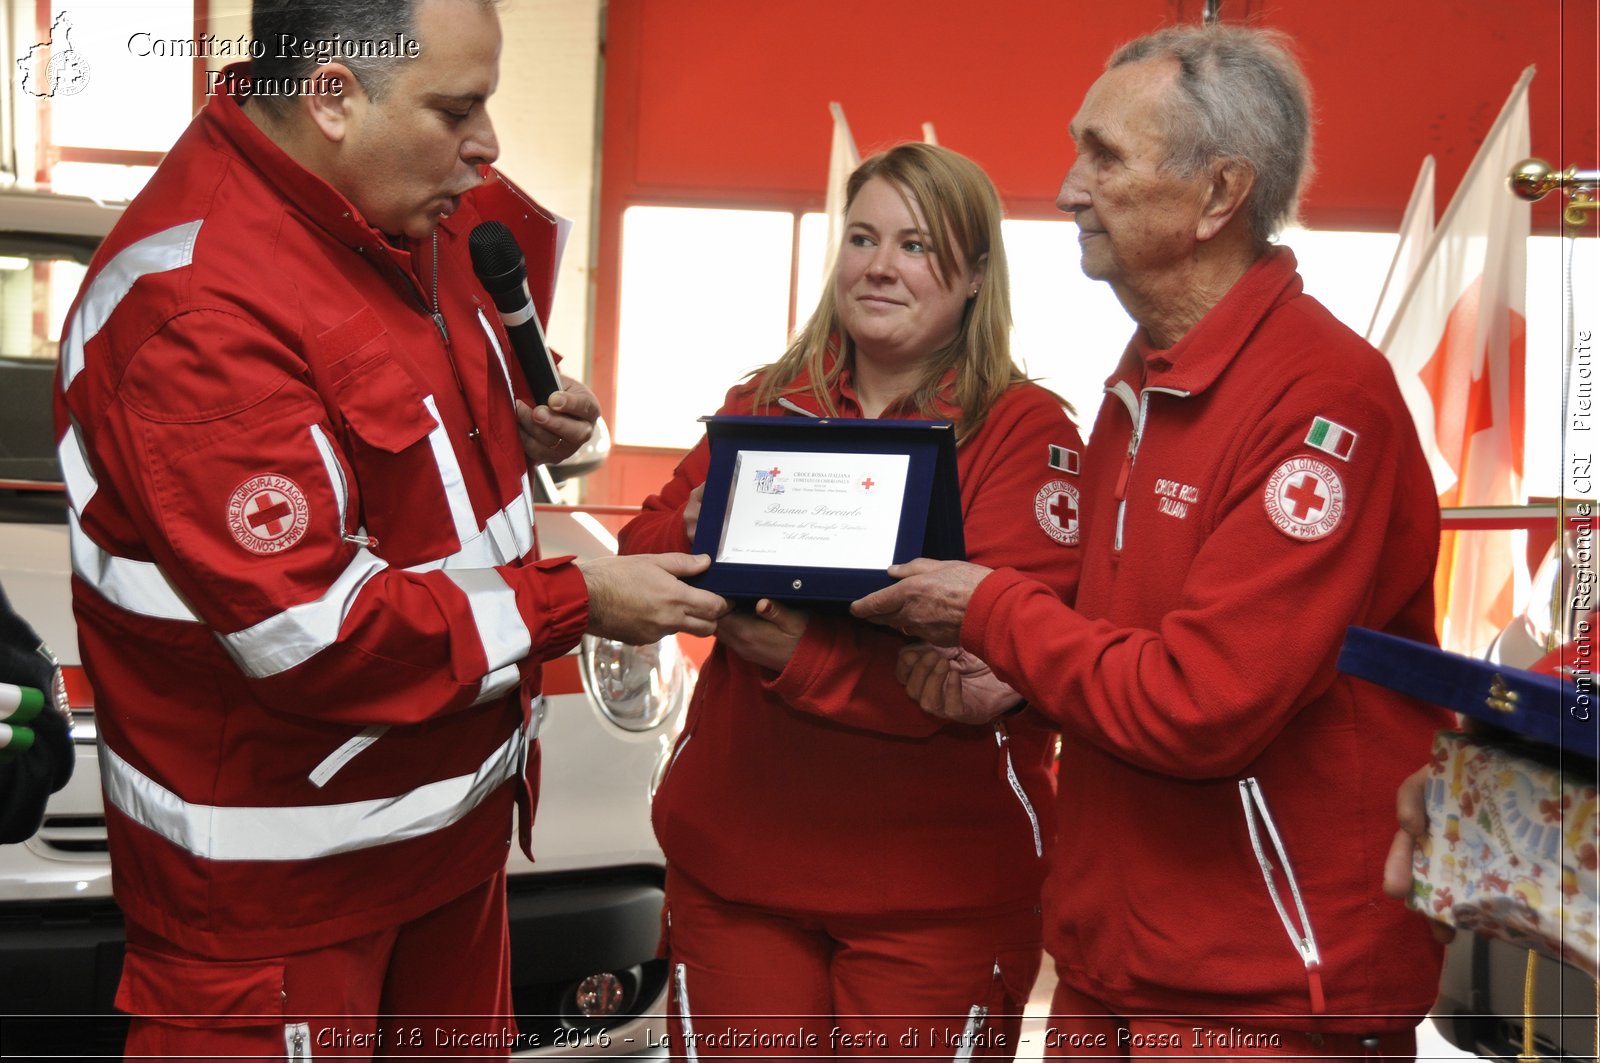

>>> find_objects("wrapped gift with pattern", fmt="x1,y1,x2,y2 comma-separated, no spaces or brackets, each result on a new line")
1410,730,1598,970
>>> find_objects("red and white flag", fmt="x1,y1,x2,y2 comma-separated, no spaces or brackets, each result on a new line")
823,101,860,282
1365,155,1435,345
1376,67,1533,655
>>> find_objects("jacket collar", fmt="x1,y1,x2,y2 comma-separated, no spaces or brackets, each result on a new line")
774,345,963,422
1106,246,1304,398
203,66,387,253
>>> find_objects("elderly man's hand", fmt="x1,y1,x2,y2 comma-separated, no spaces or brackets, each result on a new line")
850,559,991,647
516,375,599,468
715,598,808,673
897,644,1021,725
1383,764,1455,943
577,553,730,643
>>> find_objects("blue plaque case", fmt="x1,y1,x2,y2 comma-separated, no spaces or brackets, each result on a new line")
1338,626,1597,760
689,416,965,603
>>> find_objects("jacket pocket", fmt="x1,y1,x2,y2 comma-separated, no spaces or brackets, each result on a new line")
330,351,460,564
115,943,286,1028
334,351,436,454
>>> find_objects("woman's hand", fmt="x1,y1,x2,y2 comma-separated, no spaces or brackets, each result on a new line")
683,484,704,544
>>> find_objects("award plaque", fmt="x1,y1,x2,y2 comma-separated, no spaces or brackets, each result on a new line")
689,416,965,603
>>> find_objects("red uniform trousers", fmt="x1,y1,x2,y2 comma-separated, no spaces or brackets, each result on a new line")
1045,982,1420,1063
116,868,517,1061
664,866,1042,1062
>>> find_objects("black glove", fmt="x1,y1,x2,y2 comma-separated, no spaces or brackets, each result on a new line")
0,583,74,843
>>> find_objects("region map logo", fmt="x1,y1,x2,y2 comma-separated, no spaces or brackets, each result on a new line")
16,11,90,98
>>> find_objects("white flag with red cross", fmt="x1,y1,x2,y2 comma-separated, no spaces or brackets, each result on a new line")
1376,67,1533,656
1365,155,1436,346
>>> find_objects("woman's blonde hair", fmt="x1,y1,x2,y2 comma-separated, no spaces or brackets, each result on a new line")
752,141,1025,441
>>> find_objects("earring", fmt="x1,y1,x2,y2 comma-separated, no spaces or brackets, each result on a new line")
969,288,979,297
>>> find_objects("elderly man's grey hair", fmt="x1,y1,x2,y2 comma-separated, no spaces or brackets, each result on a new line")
1109,24,1313,247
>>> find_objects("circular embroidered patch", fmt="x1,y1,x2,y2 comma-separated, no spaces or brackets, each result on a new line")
1263,457,1345,541
227,474,311,555
1034,479,1081,545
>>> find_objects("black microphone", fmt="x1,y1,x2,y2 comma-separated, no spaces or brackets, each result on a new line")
468,221,563,406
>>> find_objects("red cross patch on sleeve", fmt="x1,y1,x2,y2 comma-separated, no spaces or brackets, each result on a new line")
1263,457,1345,541
1034,479,1081,545
227,474,311,555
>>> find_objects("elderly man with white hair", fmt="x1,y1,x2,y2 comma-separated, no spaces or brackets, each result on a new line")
855,24,1449,1059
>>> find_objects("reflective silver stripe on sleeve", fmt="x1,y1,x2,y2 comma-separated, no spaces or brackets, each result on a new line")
61,421,198,623
218,549,388,677
481,474,534,564
68,512,199,622
421,394,478,552
64,387,532,651
473,664,521,706
58,418,97,512
445,567,532,685
406,475,536,572
99,725,528,862
60,220,204,389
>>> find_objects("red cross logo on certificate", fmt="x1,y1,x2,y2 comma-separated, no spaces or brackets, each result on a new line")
1264,457,1344,541
228,475,311,555
860,477,875,491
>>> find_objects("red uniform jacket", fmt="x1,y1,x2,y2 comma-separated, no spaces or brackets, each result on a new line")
964,249,1449,1028
620,366,1085,915
54,72,587,957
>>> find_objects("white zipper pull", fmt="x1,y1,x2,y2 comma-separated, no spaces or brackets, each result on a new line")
953,1004,989,1063
1238,777,1326,1012
674,963,699,1062
284,1022,311,1061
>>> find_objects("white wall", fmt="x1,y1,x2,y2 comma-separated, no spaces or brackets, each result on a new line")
491,0,603,380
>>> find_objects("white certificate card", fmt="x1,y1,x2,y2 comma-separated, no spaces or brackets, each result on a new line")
715,449,911,569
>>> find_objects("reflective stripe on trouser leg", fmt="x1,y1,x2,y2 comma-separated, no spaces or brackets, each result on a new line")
674,962,699,1063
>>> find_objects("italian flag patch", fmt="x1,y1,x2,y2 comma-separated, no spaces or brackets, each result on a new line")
1049,444,1080,475
1305,417,1357,461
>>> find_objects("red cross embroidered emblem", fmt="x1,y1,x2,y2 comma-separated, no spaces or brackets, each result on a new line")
228,475,311,555
246,491,295,537
1264,457,1344,541
1033,479,1080,545
1282,475,1327,521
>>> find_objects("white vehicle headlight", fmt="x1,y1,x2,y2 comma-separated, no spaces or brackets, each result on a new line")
580,634,686,732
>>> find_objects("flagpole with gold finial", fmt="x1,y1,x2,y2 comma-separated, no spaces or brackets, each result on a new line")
1508,158,1599,229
